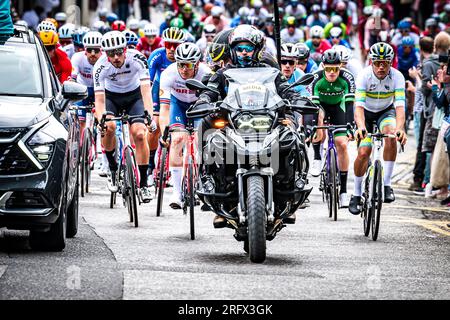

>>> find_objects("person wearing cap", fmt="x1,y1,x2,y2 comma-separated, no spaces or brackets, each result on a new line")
281,16,305,44
421,18,441,39
306,4,329,28
391,19,420,48
39,30,72,83
204,6,229,33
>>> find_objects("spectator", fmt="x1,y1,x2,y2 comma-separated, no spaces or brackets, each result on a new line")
0,0,13,35
36,0,60,18
22,5,45,30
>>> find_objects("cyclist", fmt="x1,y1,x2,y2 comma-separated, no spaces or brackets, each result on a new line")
295,42,319,74
308,49,355,208
159,11,176,36
136,23,162,58
328,27,351,50
203,6,229,33
58,23,75,47
285,0,307,21
323,15,347,41
230,7,250,28
93,31,154,203
71,31,103,135
306,4,328,28
123,30,140,49
71,27,89,58
333,44,362,78
177,3,203,40
348,43,407,215
196,24,216,58
158,43,212,209
305,25,332,64
111,20,126,32
148,27,186,184
280,43,310,96
281,16,305,44
39,30,72,83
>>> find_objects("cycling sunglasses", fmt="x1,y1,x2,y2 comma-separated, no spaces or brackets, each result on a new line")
298,59,308,65
372,60,390,68
106,48,124,57
86,47,101,54
234,44,255,53
146,35,156,39
324,65,340,73
164,42,180,50
177,62,195,69
280,59,296,66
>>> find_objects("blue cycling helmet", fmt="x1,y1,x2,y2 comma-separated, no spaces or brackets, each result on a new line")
397,20,411,30
106,13,118,24
401,36,414,47
122,30,139,46
72,28,88,47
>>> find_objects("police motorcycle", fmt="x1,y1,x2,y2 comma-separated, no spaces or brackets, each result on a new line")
186,67,319,263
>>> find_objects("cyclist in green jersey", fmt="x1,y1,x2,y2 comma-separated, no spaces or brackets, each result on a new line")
308,49,356,208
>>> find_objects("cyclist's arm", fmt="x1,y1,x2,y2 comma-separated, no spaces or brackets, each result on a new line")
70,54,80,81
93,61,106,121
342,69,356,124
132,52,153,116
148,50,160,82
158,69,173,136
354,71,367,131
394,71,406,131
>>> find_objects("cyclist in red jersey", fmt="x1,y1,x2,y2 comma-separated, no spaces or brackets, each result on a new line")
39,30,72,83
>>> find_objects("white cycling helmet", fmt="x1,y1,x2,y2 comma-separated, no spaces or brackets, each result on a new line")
332,44,351,62
310,25,324,38
238,7,250,18
211,6,223,17
203,24,217,35
83,31,103,48
144,23,158,36
174,42,202,63
91,20,105,31
281,43,300,59
55,12,67,22
330,27,343,38
253,0,263,8
127,18,140,30
98,7,108,18
330,15,343,25
101,31,127,51
37,20,57,32
139,19,150,30
58,23,75,39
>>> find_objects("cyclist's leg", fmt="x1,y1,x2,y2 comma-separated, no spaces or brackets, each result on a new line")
103,92,118,172
128,92,150,189
148,81,161,176
168,96,188,206
378,107,397,192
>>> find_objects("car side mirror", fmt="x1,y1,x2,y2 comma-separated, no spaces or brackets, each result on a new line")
56,81,88,111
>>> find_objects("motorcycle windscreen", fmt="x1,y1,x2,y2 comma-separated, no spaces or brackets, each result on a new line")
223,67,283,110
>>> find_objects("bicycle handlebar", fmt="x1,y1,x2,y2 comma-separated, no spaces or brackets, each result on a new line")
99,110,152,135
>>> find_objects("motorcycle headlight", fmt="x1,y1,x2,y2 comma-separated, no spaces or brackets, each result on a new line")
235,114,272,132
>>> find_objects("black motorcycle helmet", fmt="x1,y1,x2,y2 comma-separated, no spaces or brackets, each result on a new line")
208,28,233,64
322,49,341,65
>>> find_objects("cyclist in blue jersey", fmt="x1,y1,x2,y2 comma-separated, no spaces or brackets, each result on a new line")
280,43,310,97
147,27,186,182
295,42,319,74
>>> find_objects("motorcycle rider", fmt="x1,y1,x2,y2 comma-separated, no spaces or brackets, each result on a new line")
195,24,304,227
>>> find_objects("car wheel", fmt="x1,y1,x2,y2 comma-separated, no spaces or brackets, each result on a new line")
66,172,79,238
29,201,66,252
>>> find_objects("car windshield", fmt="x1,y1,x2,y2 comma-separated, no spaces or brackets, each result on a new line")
223,67,283,111
0,44,43,96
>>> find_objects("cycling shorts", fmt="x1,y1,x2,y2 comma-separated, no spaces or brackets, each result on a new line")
105,87,145,125
359,106,396,148
169,95,199,129
321,103,349,137
75,87,95,121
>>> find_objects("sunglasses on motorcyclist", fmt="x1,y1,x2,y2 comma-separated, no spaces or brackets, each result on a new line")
235,44,255,53
280,59,296,66
372,60,390,68
86,47,101,54
106,48,124,57
164,42,180,50
324,65,340,73
177,62,195,69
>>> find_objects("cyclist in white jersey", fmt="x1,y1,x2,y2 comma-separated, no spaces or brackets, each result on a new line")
159,43,212,209
349,43,408,215
93,31,154,203
71,31,103,134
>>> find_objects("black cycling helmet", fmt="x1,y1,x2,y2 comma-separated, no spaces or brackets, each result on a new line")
208,28,233,63
322,49,341,65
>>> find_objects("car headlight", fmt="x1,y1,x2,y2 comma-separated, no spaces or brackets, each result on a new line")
26,128,56,168
235,114,272,132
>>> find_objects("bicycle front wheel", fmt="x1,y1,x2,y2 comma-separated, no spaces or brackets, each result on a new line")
125,148,139,227
363,170,371,236
156,147,168,217
188,156,195,240
80,129,91,198
371,160,383,241
329,151,338,221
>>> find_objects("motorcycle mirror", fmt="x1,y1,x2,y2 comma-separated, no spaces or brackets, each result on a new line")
186,79,220,95
186,103,216,119
282,73,315,93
